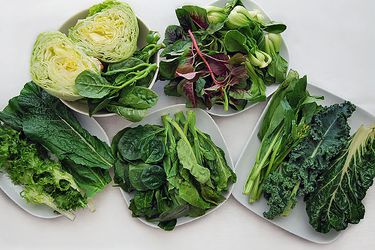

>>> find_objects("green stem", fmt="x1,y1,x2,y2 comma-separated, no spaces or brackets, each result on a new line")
243,128,282,199
102,63,150,76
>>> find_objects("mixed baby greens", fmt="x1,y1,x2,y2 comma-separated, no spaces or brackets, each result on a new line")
112,110,236,230
243,71,375,233
30,0,163,122
160,0,288,111
0,82,114,217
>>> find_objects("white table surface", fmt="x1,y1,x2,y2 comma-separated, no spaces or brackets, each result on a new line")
1,0,374,249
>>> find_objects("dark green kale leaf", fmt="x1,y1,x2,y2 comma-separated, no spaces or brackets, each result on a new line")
306,125,375,233
263,101,356,219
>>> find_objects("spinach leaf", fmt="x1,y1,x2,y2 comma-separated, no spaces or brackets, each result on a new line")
117,125,165,163
118,86,158,109
75,70,113,99
106,105,147,122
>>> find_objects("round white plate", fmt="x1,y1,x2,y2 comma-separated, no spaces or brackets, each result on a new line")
114,104,235,228
0,112,110,219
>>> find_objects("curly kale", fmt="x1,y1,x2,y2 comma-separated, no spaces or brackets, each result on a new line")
263,101,356,219
306,125,375,233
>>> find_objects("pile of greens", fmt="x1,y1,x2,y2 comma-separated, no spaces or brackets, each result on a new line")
0,82,114,215
30,0,164,122
243,70,375,233
159,0,288,111
112,110,236,230
0,126,86,220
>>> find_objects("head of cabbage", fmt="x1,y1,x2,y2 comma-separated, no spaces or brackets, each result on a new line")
30,31,102,101
68,0,139,63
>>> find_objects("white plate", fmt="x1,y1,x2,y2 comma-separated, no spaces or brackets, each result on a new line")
114,104,234,228
160,0,289,117
232,83,375,244
59,10,160,118
0,112,110,219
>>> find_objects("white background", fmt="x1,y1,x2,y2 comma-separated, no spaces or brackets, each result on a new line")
1,0,374,249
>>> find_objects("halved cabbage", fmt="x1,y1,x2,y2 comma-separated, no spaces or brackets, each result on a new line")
68,0,139,63
30,31,102,101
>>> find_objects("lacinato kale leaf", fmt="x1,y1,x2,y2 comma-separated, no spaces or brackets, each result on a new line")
263,101,356,219
306,125,375,233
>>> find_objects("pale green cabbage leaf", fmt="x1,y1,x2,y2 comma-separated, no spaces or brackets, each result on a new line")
30,31,102,101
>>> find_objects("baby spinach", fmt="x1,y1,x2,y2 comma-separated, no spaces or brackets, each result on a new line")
73,31,163,122
117,125,165,163
113,110,236,230
118,86,158,109
76,70,113,99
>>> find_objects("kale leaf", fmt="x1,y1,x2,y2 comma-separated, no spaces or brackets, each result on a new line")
263,101,356,219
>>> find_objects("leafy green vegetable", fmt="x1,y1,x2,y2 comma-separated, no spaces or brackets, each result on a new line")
0,125,87,219
69,0,139,63
75,70,113,99
0,82,113,198
160,0,288,112
113,110,236,230
263,101,356,219
117,125,165,163
306,125,375,233
243,71,321,203
74,29,163,122
118,86,158,109
30,31,102,101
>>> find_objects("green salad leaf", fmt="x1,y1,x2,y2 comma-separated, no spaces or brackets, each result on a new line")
0,126,87,219
0,82,114,198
